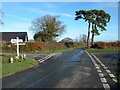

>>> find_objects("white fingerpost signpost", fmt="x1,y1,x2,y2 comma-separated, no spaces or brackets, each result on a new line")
11,37,26,57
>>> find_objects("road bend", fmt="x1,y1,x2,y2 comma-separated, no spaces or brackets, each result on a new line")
2,48,117,88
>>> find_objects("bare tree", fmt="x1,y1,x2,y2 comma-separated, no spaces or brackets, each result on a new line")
30,15,66,42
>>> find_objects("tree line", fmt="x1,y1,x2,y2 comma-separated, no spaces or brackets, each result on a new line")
30,9,111,48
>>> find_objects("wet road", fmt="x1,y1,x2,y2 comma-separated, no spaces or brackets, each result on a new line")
2,48,117,88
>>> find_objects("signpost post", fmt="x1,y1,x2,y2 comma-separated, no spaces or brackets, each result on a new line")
16,37,19,57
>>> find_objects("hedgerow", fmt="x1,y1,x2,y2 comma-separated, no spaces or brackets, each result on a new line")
1,41,85,53
91,41,120,49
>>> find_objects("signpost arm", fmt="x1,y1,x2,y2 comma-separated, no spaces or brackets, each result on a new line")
16,37,19,57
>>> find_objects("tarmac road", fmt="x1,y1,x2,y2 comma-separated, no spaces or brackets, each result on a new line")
2,48,118,88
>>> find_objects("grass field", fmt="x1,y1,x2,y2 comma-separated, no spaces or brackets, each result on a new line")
1,55,38,78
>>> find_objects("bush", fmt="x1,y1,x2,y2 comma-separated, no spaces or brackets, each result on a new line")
2,41,11,47
64,42,74,48
90,44,99,48
91,41,120,49
0,55,13,63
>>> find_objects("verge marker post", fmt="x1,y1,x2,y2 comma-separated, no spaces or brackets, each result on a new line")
10,57,14,63
23,54,26,58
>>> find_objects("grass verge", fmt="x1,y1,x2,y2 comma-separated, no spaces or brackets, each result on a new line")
85,48,120,52
1,55,38,78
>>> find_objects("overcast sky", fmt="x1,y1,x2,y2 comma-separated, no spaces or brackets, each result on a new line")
1,1,118,42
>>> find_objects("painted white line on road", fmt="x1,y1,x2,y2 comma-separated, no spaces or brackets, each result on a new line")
91,53,105,66
109,74,115,78
85,50,110,89
98,73,104,77
94,64,99,67
91,53,117,83
103,84,110,89
100,78,107,83
38,52,62,63
101,64,105,67
112,78,117,83
97,69,102,73
106,70,111,74
39,60,44,63
103,67,108,69
85,50,95,63
96,66,100,69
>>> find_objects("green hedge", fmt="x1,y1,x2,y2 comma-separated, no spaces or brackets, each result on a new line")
2,42,85,53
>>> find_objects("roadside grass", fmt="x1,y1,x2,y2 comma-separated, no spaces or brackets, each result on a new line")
1,55,38,78
85,48,120,52
1,55,14,63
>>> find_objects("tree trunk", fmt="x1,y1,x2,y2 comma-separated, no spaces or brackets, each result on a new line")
91,24,97,46
87,21,91,48
91,24,94,46
91,32,94,46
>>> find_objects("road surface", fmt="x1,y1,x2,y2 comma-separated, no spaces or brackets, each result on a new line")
2,48,118,88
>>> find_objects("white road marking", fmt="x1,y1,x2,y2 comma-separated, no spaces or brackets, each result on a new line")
100,78,107,83
91,53,117,83
96,66,100,69
112,78,117,83
94,64,99,67
101,64,105,67
98,73,104,77
109,74,115,78
106,70,111,74
85,50,110,89
38,52,62,63
97,69,102,73
103,84,110,89
103,67,108,69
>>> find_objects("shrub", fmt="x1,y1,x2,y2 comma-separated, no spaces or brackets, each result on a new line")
90,44,99,48
64,42,74,48
1,55,13,63
91,41,120,49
